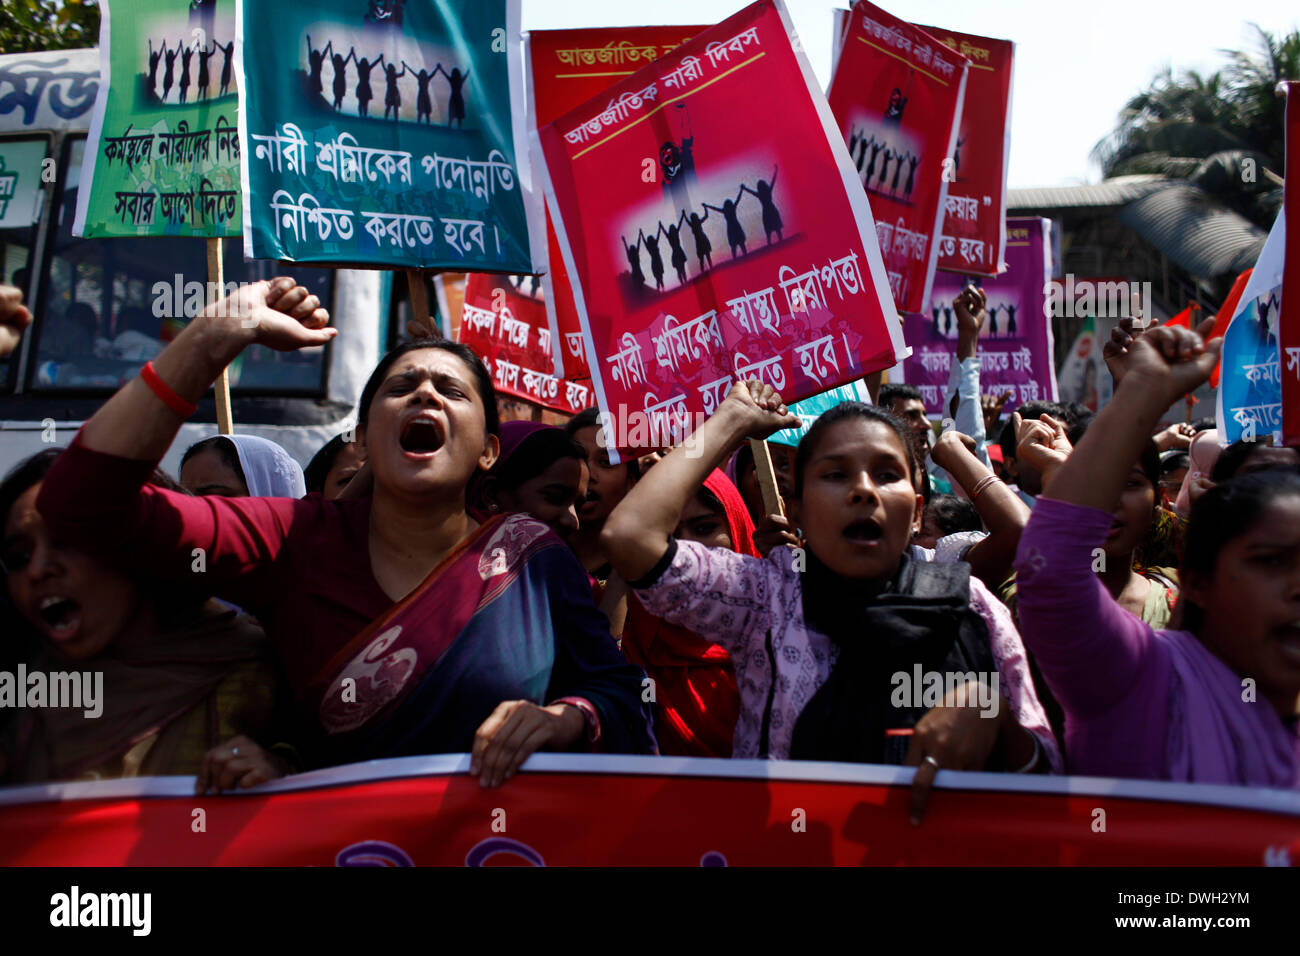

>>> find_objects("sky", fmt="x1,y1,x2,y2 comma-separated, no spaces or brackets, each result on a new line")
521,0,1300,188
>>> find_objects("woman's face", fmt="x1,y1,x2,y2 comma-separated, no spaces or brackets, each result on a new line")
180,448,249,497
3,484,140,660
357,349,498,500
675,494,733,550
1186,494,1300,713
496,457,588,541
791,419,923,581
571,425,632,526
913,509,941,551
322,440,365,500
1105,464,1156,559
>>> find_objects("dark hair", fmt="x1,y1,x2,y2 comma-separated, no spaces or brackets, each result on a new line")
564,406,638,478
877,383,923,410
495,429,586,492
1136,439,1161,488
695,485,725,517
1160,451,1191,477
1180,468,1300,632
356,340,499,435
181,436,246,486
999,400,1073,462
1210,439,1300,483
925,494,983,536
304,434,352,495
794,402,922,497
1190,417,1216,433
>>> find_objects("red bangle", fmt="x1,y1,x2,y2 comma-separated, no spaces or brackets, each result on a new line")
140,361,198,418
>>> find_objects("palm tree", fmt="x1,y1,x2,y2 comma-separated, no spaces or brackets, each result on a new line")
1093,24,1296,230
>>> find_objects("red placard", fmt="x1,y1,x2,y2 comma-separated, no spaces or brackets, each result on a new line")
3,755,1298,865
527,26,705,384
1281,82,1299,446
914,25,1013,276
457,273,594,415
828,2,970,314
534,0,906,461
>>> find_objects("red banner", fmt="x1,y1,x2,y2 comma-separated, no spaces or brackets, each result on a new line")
2,755,1298,866
534,0,906,460
1281,82,1299,446
914,25,1012,276
457,273,594,414
828,2,969,314
527,25,705,384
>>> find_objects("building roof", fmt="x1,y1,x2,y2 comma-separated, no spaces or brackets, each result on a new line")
1116,183,1266,277
1007,175,1169,210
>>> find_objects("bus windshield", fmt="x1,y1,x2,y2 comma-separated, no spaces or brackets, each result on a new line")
25,136,336,395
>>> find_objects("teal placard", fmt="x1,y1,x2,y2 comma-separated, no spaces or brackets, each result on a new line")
768,379,874,448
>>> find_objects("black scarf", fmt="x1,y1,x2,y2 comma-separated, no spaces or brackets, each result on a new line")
789,548,996,764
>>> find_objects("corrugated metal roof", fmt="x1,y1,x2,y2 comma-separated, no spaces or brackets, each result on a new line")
1007,175,1169,210
1117,183,1267,278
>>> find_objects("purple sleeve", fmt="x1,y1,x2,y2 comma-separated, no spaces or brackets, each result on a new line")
1013,497,1161,721
631,539,776,657
970,578,1062,772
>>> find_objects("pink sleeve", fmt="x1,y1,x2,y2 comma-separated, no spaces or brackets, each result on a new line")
37,431,304,614
1013,496,1160,721
970,578,1063,773
1174,429,1220,517
630,539,776,657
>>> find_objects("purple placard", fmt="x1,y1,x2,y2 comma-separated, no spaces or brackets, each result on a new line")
900,217,1058,417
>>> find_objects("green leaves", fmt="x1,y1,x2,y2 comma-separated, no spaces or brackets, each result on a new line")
0,0,101,56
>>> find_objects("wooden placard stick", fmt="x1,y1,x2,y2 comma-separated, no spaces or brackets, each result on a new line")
207,238,233,435
749,437,786,518
406,269,439,339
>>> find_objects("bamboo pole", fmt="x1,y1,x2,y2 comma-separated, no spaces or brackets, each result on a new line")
749,438,785,518
207,238,233,434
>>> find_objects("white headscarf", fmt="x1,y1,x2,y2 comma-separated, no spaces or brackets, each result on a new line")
226,434,307,499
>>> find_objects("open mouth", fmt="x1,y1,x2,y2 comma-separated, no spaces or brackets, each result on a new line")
1275,622,1300,661
38,595,82,640
843,518,884,544
399,417,445,457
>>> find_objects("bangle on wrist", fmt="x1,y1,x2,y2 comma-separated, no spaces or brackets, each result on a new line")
969,473,1002,502
140,361,198,418
1013,728,1042,774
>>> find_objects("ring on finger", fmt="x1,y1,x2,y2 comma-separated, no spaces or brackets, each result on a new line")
231,746,240,757
922,755,940,770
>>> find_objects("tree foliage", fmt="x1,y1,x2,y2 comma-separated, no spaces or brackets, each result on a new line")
0,0,101,56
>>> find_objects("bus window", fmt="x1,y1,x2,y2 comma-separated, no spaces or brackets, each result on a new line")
0,135,49,391
31,137,334,394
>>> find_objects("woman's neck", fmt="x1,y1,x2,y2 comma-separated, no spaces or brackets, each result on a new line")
1098,550,1143,600
368,486,474,600
569,522,608,574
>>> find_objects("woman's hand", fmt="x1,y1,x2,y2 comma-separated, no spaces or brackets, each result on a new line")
1118,324,1221,411
718,380,801,440
1013,411,1072,484
981,390,1012,436
208,277,335,352
1153,421,1196,452
753,512,800,556
0,283,32,360
195,735,291,794
470,700,585,788
929,428,978,472
904,679,1004,825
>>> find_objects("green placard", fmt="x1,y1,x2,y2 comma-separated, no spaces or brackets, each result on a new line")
0,140,48,229
74,0,242,238
236,0,536,271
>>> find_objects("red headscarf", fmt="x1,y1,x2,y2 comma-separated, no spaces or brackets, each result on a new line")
620,470,757,757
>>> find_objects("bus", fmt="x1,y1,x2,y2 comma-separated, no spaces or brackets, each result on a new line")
0,48,412,478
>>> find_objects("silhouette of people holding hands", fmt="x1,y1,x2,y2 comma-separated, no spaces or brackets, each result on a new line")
434,64,470,128
703,187,748,259
659,213,690,287
1006,303,1017,337
162,41,178,102
877,149,893,188
353,49,383,118
178,42,194,104
147,39,163,101
904,152,919,197
684,209,712,272
620,234,646,290
865,139,884,183
639,227,666,292
989,304,1000,337
197,39,215,100
308,36,331,98
890,152,905,194
383,61,407,120
217,40,234,96
740,166,782,245
932,305,942,336
405,61,435,123
330,46,353,111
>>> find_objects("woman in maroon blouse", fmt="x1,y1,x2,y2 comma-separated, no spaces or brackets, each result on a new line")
36,278,655,788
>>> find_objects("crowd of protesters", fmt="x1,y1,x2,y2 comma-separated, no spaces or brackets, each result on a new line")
0,273,1296,821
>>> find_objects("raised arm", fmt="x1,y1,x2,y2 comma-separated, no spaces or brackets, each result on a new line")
676,209,687,229
945,286,992,467
432,62,445,78
602,381,797,582
322,39,333,59
929,430,1029,587
770,165,778,187
345,47,356,66
401,59,414,74
75,279,331,464
701,202,722,214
